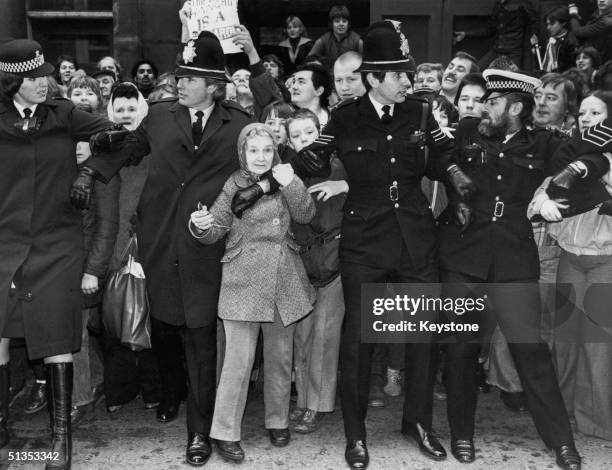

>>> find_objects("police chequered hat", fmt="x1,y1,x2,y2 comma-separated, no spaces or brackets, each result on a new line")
482,69,541,99
0,39,54,77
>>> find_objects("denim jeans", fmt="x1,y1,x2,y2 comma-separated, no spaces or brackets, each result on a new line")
73,307,104,406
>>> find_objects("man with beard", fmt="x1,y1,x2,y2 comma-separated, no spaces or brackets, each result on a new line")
131,59,158,100
440,52,479,103
437,69,587,469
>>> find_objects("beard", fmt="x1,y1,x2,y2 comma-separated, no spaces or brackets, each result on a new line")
478,112,510,137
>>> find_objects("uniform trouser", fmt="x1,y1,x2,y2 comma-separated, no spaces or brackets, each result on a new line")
151,317,187,404
183,322,217,434
339,259,438,441
294,275,345,412
441,269,575,448
210,311,295,441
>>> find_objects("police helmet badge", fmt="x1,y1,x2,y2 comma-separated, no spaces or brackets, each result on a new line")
182,40,197,64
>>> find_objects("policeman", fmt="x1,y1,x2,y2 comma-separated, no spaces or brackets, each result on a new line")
322,21,474,469
438,69,582,469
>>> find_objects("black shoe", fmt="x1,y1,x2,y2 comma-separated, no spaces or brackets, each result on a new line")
156,398,180,423
368,382,386,408
345,439,369,469
268,428,290,447
186,432,211,467
24,381,47,414
0,364,9,448
45,363,73,470
402,422,447,461
500,391,528,412
554,445,581,470
70,403,92,427
451,439,475,463
215,439,245,462
476,363,490,393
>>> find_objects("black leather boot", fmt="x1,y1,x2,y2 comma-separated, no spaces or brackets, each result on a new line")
0,364,9,448
45,363,73,470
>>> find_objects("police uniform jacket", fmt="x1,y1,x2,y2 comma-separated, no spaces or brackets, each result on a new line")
439,117,608,282
88,99,252,328
323,95,454,269
0,99,112,358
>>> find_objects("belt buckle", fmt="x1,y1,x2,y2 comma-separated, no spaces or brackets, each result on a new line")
389,185,399,202
494,201,504,217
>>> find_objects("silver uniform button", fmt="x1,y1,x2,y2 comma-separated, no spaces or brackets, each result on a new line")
390,157,396,163
528,164,533,169
495,196,500,201
499,152,504,158
387,135,393,141
497,175,502,180
394,203,399,208
492,217,497,221
357,146,362,151
392,181,398,186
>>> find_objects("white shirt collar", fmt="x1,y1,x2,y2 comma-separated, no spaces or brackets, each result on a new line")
368,93,394,119
13,101,38,119
189,103,215,124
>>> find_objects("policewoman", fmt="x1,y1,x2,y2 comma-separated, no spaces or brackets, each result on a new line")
0,39,115,469
321,21,474,469
438,69,584,470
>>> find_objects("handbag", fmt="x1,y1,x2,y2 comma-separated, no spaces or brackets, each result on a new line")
102,234,152,351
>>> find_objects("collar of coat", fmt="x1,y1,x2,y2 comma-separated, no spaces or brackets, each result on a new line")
278,37,312,48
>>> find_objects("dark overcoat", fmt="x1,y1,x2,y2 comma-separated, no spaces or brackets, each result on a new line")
0,99,112,359
323,95,454,271
89,99,252,328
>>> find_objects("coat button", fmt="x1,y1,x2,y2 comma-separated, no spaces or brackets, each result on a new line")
350,210,355,215
467,157,472,162
492,217,497,222
272,218,280,225
390,157,396,163
387,135,393,141
394,203,399,208
499,152,504,158
497,175,502,180
180,182,185,187
357,146,362,151
392,181,398,186
26,292,33,300
495,196,500,201
528,164,533,169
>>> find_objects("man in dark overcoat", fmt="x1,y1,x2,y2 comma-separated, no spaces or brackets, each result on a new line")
320,21,474,469
437,69,602,469
72,32,252,466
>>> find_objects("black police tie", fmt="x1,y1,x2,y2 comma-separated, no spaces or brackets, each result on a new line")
381,105,392,124
23,108,32,119
192,110,204,145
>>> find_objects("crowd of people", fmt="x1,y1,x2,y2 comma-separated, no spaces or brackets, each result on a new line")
1,2,612,470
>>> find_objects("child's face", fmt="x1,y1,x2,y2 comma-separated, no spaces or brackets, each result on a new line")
546,19,564,37
432,102,449,128
332,17,349,36
245,134,276,175
288,118,319,152
70,87,99,112
264,113,288,145
112,97,139,130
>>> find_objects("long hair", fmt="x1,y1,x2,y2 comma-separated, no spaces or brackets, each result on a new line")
0,71,23,103
54,55,78,84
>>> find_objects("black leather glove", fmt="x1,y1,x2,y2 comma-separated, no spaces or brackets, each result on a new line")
286,136,335,179
447,165,477,200
453,201,473,232
89,124,130,154
70,166,97,209
546,164,582,201
231,184,264,218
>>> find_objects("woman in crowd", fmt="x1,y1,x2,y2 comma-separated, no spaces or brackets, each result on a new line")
0,39,116,470
277,15,313,78
575,46,601,90
55,55,79,95
534,90,612,441
102,82,162,414
189,122,315,462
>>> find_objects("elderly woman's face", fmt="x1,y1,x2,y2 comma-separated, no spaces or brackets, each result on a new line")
245,134,275,175
16,76,48,107
59,60,76,85
96,75,115,98
112,97,139,130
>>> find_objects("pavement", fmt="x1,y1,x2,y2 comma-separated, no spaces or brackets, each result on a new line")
2,383,612,470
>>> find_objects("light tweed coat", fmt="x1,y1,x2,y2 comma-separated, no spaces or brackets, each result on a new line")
194,171,316,326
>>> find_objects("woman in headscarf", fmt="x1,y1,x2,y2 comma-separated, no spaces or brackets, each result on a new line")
189,122,315,462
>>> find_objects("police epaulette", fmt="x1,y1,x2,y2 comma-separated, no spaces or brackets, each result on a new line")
403,94,428,104
537,126,571,139
148,97,178,105
333,96,360,110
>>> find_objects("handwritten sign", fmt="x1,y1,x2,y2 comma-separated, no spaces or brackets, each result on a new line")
184,0,241,54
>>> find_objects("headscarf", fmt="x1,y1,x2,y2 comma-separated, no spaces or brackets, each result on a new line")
236,123,281,182
106,82,149,130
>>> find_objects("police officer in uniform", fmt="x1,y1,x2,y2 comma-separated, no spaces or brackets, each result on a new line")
438,69,594,469
321,21,475,469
